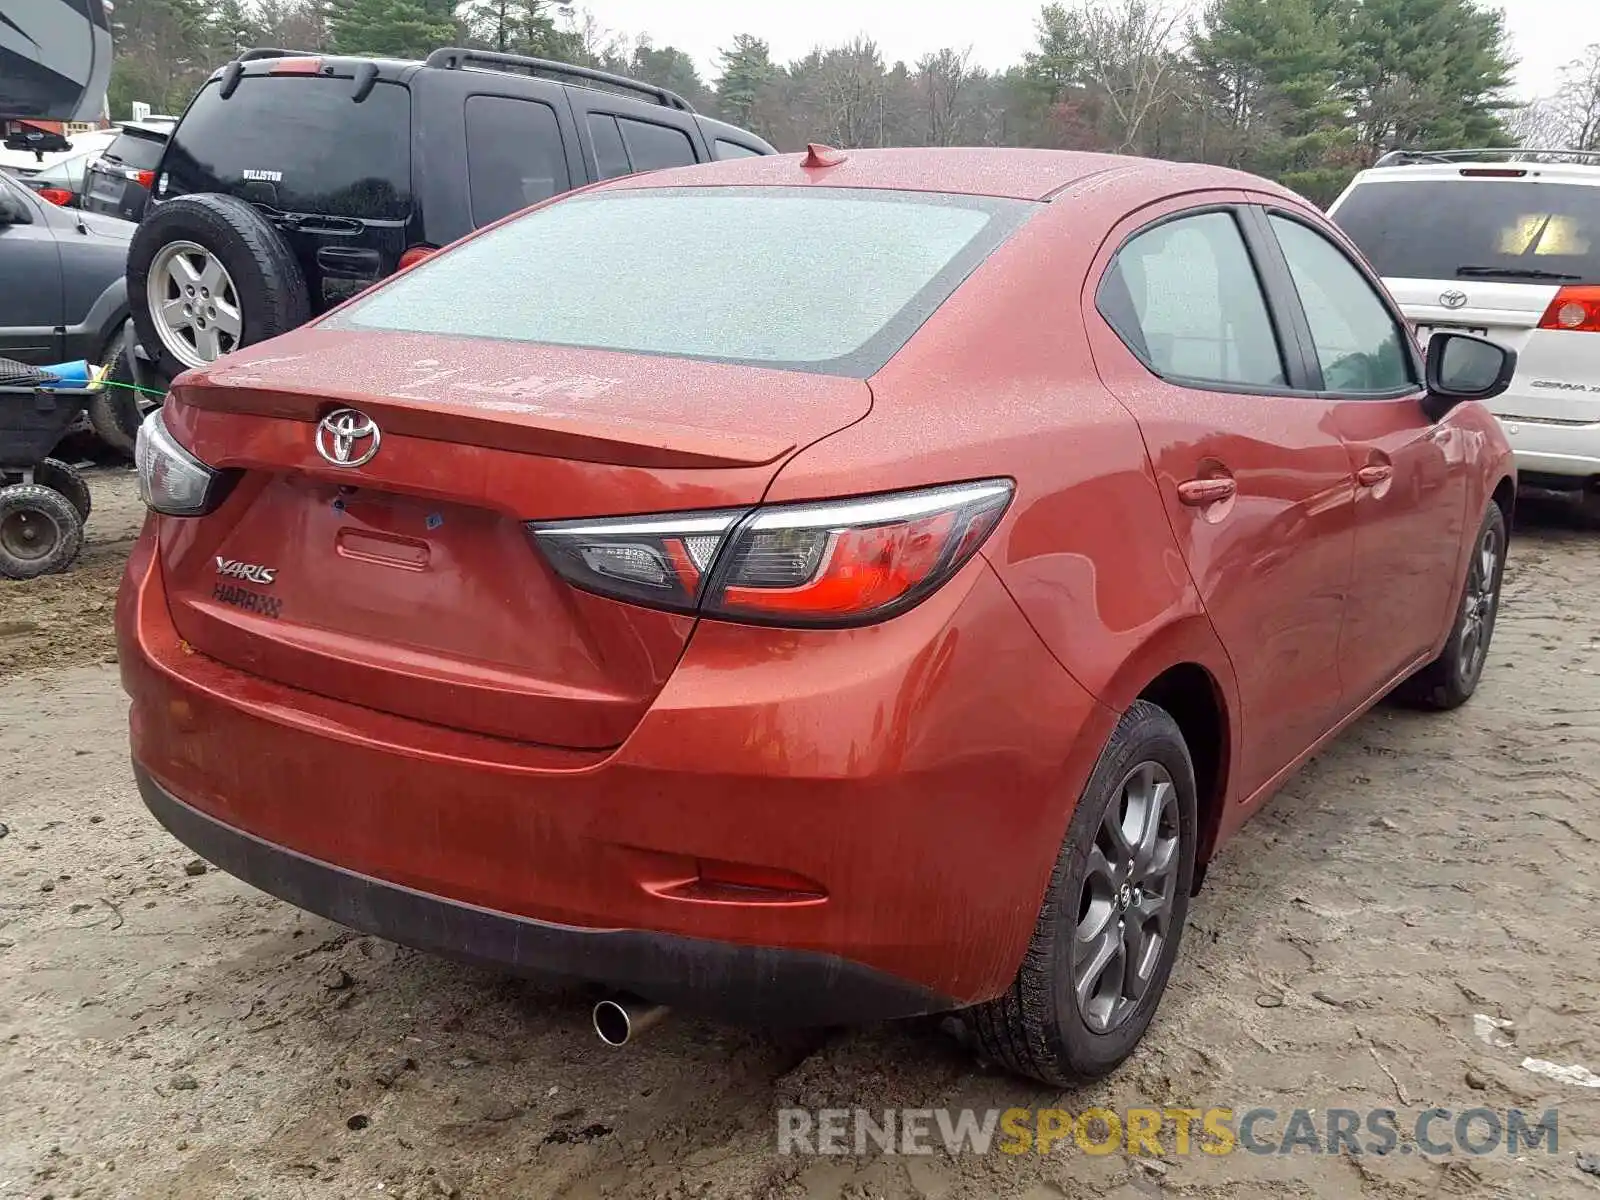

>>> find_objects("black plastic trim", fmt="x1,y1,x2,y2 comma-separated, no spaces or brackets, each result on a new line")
136,766,954,1026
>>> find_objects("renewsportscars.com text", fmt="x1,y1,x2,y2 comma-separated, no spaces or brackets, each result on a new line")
777,1106,1561,1157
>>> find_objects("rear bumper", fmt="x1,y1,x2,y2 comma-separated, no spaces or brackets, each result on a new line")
1490,411,1600,487
136,766,949,1024
118,523,1113,1020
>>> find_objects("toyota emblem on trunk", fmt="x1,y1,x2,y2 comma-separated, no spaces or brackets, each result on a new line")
1440,289,1469,309
316,408,381,466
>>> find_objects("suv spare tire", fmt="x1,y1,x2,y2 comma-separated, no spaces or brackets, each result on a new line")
128,193,311,379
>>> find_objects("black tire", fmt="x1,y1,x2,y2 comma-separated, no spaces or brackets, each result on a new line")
34,459,91,522
1396,502,1507,711
127,193,311,380
1578,491,1600,530
970,700,1197,1085
86,322,148,456
0,483,84,580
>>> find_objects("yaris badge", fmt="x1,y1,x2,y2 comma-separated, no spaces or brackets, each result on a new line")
316,408,381,467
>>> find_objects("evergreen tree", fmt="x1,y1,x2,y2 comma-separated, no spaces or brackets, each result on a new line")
1190,0,1352,199
460,0,565,58
1339,0,1515,156
327,0,457,59
714,35,779,129
629,41,713,110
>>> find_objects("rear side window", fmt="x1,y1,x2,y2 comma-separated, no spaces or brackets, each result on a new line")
326,186,1035,377
587,114,630,180
1100,211,1286,388
715,139,761,160
159,76,411,220
104,130,165,171
1333,178,1600,284
464,95,569,227
617,118,696,171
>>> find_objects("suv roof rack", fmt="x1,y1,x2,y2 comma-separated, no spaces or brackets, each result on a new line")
422,47,693,112
1374,147,1600,167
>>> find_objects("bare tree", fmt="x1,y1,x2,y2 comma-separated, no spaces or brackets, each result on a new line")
914,47,979,146
1552,44,1600,150
1032,0,1190,154
812,38,889,148
1505,96,1569,148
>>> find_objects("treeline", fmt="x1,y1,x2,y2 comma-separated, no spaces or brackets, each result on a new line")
106,0,1600,205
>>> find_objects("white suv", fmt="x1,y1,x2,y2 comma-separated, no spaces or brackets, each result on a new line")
1329,150,1600,517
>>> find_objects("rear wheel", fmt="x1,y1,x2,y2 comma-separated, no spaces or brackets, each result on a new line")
1396,502,1506,711
1578,490,1600,529
0,483,84,579
969,700,1196,1085
33,459,91,522
127,193,310,378
86,322,152,456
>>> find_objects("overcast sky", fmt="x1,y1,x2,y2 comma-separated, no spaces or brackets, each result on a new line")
577,0,1599,101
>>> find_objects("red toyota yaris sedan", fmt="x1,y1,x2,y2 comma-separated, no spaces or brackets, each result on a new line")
120,148,1516,1085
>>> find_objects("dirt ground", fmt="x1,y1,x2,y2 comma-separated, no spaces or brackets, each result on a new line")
2,470,1597,1200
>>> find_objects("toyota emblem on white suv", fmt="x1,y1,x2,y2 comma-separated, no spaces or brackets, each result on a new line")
316,408,381,467
1439,289,1469,310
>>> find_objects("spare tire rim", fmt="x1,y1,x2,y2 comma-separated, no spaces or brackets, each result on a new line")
1073,760,1181,1034
0,507,62,562
147,240,243,369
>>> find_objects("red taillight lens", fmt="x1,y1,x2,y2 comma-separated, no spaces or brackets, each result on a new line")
1538,286,1600,333
529,480,1014,626
132,168,156,188
38,187,73,206
398,245,437,269
269,56,323,74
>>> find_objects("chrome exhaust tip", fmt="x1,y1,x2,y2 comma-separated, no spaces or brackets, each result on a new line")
593,998,668,1046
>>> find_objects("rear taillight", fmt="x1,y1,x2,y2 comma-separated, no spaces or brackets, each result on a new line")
398,245,437,269
135,408,233,516
126,167,156,188
38,187,73,206
1538,286,1600,333
529,480,1014,626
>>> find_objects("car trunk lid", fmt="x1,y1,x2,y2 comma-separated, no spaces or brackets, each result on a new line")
156,330,871,747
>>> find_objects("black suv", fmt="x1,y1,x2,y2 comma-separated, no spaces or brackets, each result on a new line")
83,119,174,222
126,46,775,381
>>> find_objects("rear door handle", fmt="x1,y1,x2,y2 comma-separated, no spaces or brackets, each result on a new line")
1357,464,1393,487
1177,477,1237,506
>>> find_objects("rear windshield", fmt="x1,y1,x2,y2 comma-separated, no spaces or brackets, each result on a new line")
104,129,166,170
1333,178,1600,284
325,186,1034,376
159,75,411,221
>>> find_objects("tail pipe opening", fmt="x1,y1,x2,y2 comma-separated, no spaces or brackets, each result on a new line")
592,997,669,1046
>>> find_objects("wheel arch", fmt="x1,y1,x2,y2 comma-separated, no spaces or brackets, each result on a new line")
1135,662,1232,887
1491,474,1516,533
1091,615,1239,890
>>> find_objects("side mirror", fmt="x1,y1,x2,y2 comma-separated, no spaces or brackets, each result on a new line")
1422,332,1516,420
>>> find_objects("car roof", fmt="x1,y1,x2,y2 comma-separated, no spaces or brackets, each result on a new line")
595,147,1281,202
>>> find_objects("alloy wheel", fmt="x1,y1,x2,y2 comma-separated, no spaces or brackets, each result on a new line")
1457,521,1502,684
146,240,243,368
1072,760,1181,1034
